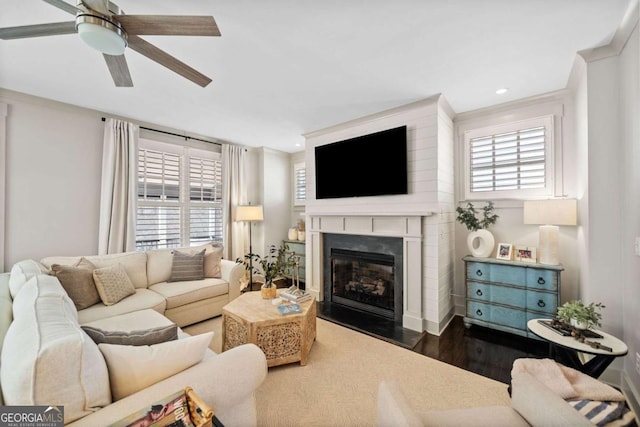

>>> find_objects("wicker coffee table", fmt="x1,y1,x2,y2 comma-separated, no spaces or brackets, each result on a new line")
221,291,316,367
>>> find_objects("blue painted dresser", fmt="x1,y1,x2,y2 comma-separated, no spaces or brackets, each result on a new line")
463,256,563,339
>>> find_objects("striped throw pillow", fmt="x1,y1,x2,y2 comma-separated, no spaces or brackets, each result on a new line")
168,249,205,282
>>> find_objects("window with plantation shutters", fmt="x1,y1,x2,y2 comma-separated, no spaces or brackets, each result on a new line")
293,162,306,206
136,140,223,251
463,116,554,200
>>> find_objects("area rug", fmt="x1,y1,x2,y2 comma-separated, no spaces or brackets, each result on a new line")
184,316,511,426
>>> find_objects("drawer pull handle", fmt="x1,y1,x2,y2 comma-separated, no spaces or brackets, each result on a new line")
537,277,546,285
476,309,483,317
537,299,546,308
476,289,483,296
476,270,483,277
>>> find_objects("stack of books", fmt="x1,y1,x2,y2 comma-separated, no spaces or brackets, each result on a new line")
279,286,312,303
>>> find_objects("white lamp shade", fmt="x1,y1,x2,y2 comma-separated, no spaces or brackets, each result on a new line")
235,205,264,222
523,199,577,226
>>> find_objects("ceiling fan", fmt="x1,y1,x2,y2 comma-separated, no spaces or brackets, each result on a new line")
0,0,220,87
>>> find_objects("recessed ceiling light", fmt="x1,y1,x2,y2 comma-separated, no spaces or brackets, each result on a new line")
496,88,508,95
295,143,301,147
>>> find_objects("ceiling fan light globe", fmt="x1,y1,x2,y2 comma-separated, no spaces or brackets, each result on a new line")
76,15,127,55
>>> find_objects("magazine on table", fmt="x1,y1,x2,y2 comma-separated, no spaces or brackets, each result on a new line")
110,390,194,427
277,303,302,315
279,286,312,303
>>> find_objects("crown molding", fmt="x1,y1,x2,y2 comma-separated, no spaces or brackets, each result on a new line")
578,0,639,62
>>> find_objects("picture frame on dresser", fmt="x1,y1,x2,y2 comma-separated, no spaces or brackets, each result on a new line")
515,246,537,263
496,243,513,260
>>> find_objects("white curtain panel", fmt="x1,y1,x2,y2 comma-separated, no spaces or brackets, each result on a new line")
222,144,248,261
98,118,139,254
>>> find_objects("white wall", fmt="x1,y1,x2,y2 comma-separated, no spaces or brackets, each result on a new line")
261,148,291,250
1,90,104,269
567,7,640,396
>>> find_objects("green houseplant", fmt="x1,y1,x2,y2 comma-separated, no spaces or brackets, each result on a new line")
237,243,293,298
456,201,499,232
456,202,499,258
556,300,605,329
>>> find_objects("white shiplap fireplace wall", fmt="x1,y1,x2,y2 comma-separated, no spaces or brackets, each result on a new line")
304,95,456,335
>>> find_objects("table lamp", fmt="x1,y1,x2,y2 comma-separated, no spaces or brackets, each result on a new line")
523,199,577,265
235,204,264,291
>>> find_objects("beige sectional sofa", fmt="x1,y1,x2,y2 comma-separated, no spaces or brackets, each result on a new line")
0,248,267,426
38,244,245,326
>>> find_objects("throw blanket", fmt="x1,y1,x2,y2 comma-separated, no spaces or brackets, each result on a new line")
511,358,625,402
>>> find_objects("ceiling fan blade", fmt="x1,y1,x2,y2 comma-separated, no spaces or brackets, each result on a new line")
0,21,76,40
116,15,220,36
41,0,82,15
127,35,212,87
104,54,133,87
81,0,110,15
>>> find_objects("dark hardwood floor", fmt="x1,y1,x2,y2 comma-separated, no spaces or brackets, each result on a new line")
415,316,548,384
317,302,549,385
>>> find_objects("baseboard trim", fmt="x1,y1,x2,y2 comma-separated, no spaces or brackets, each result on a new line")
622,372,640,420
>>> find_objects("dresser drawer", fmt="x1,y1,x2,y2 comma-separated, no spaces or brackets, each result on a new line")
467,282,526,308
489,264,526,287
526,291,557,315
526,268,558,291
491,304,527,330
467,300,491,322
467,262,490,281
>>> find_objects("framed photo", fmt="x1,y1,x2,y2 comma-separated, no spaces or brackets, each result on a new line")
515,246,537,263
496,243,513,260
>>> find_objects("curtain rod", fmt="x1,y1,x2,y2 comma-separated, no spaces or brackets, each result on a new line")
101,117,221,146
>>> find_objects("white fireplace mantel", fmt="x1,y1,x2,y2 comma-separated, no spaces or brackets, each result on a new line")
306,214,432,332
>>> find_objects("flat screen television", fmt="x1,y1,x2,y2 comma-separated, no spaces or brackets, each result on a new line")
315,126,408,199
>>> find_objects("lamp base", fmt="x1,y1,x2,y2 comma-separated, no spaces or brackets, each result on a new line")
538,225,560,265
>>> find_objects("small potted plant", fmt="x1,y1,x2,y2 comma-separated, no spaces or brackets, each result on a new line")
237,243,293,299
456,201,499,258
556,300,605,330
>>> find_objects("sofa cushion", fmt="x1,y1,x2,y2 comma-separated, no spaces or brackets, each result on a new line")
1,275,111,424
50,258,101,310
41,252,148,289
204,245,223,278
82,308,175,331
169,249,205,282
99,332,213,400
82,324,178,346
77,289,166,325
93,264,136,305
150,278,229,310
9,259,47,298
147,243,222,286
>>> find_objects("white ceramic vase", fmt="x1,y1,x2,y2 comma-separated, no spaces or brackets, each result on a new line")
570,318,588,330
467,229,495,258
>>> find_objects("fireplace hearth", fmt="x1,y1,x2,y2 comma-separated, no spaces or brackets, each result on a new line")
323,233,403,322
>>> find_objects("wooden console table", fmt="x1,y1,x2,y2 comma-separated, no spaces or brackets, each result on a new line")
221,292,316,367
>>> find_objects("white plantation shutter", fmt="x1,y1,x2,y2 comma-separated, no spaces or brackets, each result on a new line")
189,156,223,245
137,149,182,249
294,162,306,206
464,116,554,199
136,142,223,250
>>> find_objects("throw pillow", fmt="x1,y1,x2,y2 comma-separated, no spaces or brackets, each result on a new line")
98,332,213,400
93,263,136,305
50,258,101,310
168,249,205,282
82,324,178,346
204,245,223,278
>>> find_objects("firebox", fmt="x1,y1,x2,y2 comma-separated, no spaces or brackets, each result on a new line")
322,233,403,322
331,249,395,318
